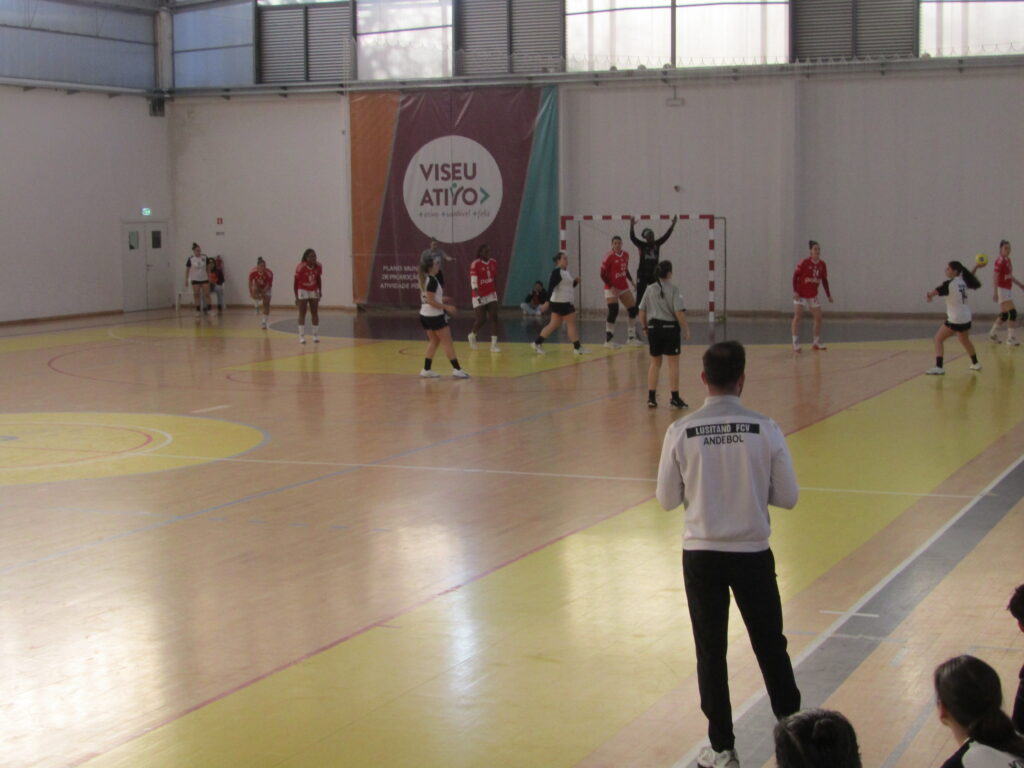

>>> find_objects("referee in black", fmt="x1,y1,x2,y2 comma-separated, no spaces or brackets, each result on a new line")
656,341,801,768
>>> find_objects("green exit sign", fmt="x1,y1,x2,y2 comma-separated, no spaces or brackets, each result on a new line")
141,208,152,217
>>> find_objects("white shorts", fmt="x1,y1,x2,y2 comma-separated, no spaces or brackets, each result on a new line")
472,293,498,309
997,287,1013,303
297,289,320,301
793,297,821,310
604,286,630,300
254,289,271,298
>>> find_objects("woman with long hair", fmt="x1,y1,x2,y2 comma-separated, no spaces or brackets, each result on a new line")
925,260,983,375
934,655,1024,767
418,252,469,379
532,251,588,356
637,260,690,408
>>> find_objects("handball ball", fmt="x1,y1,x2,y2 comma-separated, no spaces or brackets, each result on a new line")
975,253,989,267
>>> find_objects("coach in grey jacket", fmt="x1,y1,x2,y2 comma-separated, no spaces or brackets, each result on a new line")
657,340,801,768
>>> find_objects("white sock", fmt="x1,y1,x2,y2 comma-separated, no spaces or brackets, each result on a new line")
313,325,319,335
298,324,304,335
792,335,799,345
491,336,498,345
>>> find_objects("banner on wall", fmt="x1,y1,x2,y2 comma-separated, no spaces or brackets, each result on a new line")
350,87,559,308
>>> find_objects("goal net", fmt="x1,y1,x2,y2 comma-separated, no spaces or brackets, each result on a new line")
559,214,726,322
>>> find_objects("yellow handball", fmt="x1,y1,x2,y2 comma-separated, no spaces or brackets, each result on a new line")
975,253,989,267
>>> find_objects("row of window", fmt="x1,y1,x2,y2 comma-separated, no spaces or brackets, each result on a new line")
181,0,1024,86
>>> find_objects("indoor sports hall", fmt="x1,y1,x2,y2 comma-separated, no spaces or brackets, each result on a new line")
2,3,1023,768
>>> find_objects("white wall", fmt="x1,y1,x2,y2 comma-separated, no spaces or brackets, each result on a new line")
561,68,1024,315
169,95,353,309
0,86,171,323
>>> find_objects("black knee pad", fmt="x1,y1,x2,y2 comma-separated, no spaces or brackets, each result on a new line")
1001,311,1010,322
607,304,620,323
627,306,639,319
1010,309,1018,321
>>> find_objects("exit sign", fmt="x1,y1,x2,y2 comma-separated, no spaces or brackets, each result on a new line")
141,208,152,216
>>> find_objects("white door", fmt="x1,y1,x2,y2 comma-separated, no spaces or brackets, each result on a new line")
121,221,172,311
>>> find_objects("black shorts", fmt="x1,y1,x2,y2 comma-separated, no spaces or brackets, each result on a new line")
420,313,449,331
191,280,209,286
648,320,681,356
944,320,972,332
549,301,575,317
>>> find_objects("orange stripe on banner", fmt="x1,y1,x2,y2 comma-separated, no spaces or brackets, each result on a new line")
350,92,401,304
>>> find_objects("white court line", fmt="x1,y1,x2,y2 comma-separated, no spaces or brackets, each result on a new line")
123,452,996,498
191,405,231,414
670,452,1024,768
819,609,880,618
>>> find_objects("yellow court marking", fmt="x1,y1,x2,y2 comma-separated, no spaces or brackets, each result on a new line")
227,339,632,378
0,413,264,486
80,358,1024,768
0,324,297,355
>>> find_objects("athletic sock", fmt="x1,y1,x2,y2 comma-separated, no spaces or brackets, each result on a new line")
534,336,544,345
491,336,498,345
573,340,581,350
936,356,943,368
298,324,303,334
792,335,798,345
450,358,462,370
606,328,614,342
971,354,979,365
627,328,636,341
671,390,680,400
312,325,319,334
424,358,433,371
648,390,656,400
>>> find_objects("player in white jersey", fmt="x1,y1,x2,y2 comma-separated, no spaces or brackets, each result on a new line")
934,655,1024,768
531,252,589,355
184,242,211,320
417,252,468,379
925,260,982,375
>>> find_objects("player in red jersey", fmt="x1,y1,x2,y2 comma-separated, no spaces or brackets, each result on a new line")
988,240,1023,346
248,257,274,329
791,240,833,352
294,248,322,344
467,244,501,352
600,235,642,348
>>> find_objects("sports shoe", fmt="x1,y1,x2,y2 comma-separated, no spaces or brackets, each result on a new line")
299,335,306,345
696,746,740,768
490,344,501,353
603,340,620,349
628,338,646,347
925,366,945,375
573,346,591,355
811,342,827,351
467,332,478,350
419,369,441,379
313,335,320,343
647,397,657,409
989,331,999,342
452,369,471,379
792,343,801,353
1008,338,1021,346
670,396,689,409
532,342,545,354
260,319,267,329
969,362,983,371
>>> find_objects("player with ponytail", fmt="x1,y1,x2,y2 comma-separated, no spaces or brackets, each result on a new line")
934,655,1024,768
925,260,983,375
637,260,690,408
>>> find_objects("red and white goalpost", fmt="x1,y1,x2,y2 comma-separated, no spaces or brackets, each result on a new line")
559,213,725,323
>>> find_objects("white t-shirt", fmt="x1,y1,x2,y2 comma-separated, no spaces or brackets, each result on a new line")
186,254,208,283
657,395,799,552
938,275,972,325
960,740,1024,768
549,268,575,303
420,274,445,317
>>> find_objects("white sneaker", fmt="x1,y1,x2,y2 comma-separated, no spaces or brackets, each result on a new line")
313,335,319,343
925,366,945,375
969,362,983,371
573,346,591,355
812,341,827,350
1008,338,1021,346
697,746,740,768
467,332,478,350
532,342,545,354
490,343,501,353
628,337,645,347
603,340,620,349
419,369,441,379
452,369,470,379
299,335,306,345
989,332,999,342
260,319,267,329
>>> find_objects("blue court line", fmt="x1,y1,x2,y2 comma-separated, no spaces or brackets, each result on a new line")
0,385,635,577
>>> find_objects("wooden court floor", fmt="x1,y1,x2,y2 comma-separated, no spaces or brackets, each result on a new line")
2,308,1022,768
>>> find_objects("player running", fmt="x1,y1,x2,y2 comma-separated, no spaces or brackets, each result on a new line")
925,260,983,375
532,252,589,356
